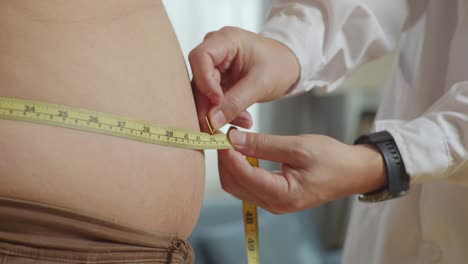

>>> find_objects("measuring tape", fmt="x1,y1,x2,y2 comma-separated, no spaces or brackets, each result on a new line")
0,96,260,264
206,117,261,264
0,97,231,150
243,157,261,264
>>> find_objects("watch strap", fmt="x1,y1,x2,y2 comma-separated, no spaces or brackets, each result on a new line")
354,131,409,202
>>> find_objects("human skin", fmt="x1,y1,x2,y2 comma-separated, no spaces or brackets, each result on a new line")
189,27,386,213
0,0,204,238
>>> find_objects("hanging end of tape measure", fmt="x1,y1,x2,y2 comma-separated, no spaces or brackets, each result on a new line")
246,157,259,168
243,156,260,264
205,116,215,135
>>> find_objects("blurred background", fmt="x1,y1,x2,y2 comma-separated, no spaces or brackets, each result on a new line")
163,0,394,263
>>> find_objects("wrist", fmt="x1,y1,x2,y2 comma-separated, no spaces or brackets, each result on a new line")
262,37,301,98
351,144,387,195
353,131,410,202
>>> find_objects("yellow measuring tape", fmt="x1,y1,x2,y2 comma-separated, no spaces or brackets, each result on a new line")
244,157,261,264
0,96,260,264
0,97,231,150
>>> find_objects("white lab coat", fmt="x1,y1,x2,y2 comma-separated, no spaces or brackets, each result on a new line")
261,0,468,263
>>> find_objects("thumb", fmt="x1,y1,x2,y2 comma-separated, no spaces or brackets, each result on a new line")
228,128,300,165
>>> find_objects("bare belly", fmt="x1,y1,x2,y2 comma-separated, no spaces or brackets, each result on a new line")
0,0,204,238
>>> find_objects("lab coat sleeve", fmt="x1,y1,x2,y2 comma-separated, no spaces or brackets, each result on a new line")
375,83,468,185
261,0,417,95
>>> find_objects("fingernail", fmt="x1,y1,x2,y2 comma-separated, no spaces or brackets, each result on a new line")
210,108,227,129
229,129,246,147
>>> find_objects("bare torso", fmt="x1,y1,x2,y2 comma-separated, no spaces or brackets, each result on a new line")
0,0,204,238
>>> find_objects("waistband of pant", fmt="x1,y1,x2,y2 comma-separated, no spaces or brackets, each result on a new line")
0,197,194,263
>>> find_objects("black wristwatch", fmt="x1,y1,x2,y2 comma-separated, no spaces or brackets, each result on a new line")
354,131,410,202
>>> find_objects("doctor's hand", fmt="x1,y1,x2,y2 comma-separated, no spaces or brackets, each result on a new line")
220,129,387,214
189,27,300,132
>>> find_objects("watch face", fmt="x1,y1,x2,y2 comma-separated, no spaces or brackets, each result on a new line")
359,190,408,203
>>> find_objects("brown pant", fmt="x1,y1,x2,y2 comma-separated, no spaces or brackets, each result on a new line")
0,198,194,264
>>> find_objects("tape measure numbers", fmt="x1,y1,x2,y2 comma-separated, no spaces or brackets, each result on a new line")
244,157,261,264
0,97,231,150
0,96,261,264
